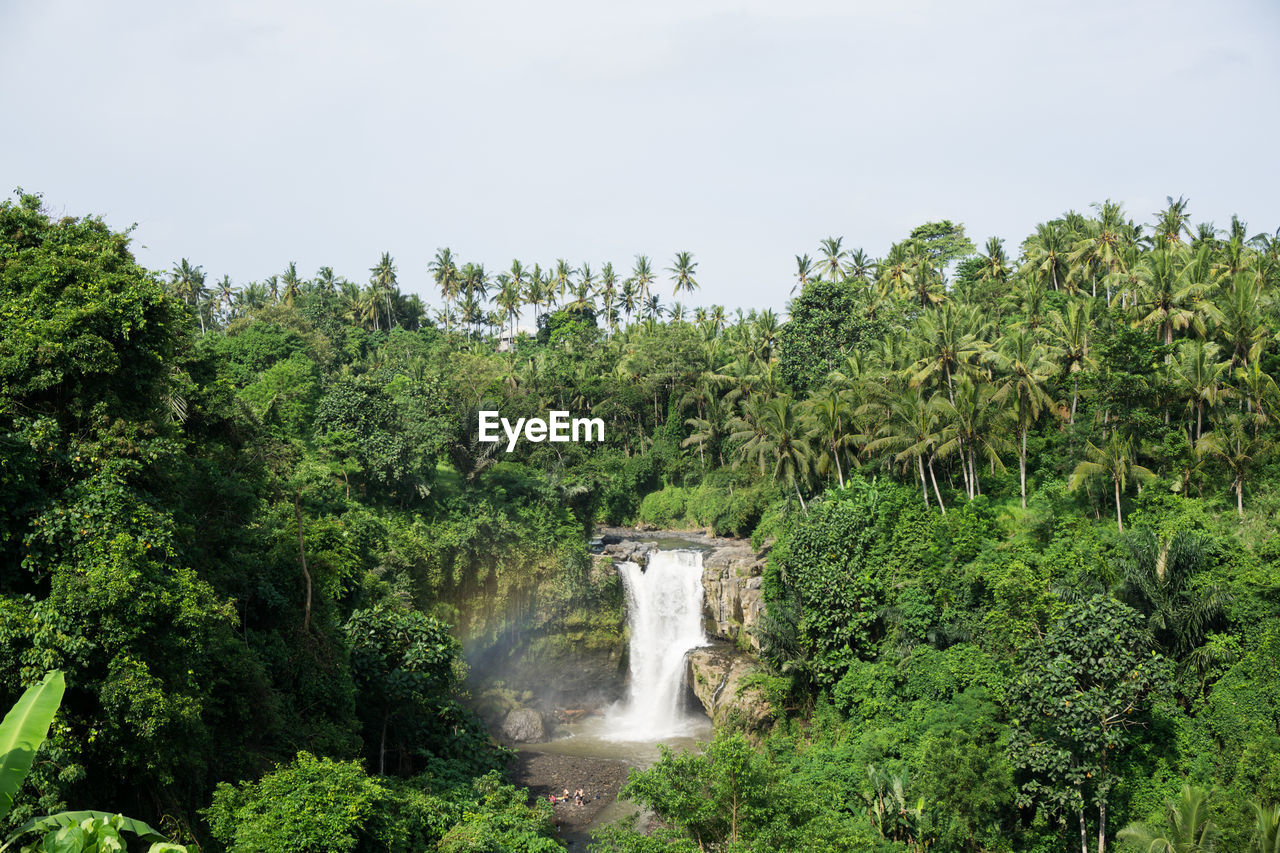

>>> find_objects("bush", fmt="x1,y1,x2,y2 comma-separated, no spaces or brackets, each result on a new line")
205,752,388,853
637,486,689,527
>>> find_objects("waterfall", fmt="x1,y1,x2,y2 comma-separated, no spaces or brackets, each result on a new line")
604,549,708,741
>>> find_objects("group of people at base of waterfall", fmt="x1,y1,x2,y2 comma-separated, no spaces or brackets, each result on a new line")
549,787,594,807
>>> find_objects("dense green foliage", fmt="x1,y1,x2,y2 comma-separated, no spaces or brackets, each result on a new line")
4,191,1280,851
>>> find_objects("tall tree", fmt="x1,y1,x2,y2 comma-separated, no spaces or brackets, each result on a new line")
668,251,699,297
1068,433,1155,532
991,327,1058,508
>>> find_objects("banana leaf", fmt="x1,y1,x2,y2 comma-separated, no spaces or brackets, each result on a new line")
0,672,65,822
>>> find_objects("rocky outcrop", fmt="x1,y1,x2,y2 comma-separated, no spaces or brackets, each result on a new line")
686,644,772,728
502,707,548,742
701,540,766,651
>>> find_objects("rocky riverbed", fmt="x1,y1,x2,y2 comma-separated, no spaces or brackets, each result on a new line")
508,749,633,847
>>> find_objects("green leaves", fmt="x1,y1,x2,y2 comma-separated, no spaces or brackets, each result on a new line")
0,671,64,823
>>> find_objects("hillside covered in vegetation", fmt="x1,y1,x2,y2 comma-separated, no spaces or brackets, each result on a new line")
2,191,1279,851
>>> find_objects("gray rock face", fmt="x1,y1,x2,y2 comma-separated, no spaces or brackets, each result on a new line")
700,541,767,651
502,707,547,743
687,645,772,728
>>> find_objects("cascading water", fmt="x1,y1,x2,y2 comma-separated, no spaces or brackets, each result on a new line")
604,549,708,741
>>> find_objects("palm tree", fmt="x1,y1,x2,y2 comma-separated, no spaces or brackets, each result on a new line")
429,248,460,333
911,303,987,403
1196,413,1267,519
1119,529,1229,659
1216,271,1268,369
866,387,946,511
524,264,546,327
933,377,1009,500
600,262,618,332
1132,245,1221,346
793,253,815,294
908,241,946,308
668,251,698,296
846,248,876,282
553,258,575,304
1046,302,1095,423
974,236,1011,293
621,275,640,321
753,395,815,511
877,242,915,301
238,281,267,312
1117,785,1217,853
1152,195,1194,246
1022,221,1069,291
1254,801,1280,853
369,252,398,330
459,262,489,337
314,266,338,294
170,258,209,334
1069,432,1155,532
1234,357,1280,431
631,254,656,306
683,394,731,468
215,275,236,323
495,273,522,342
1069,200,1133,298
818,236,848,282
1170,340,1232,441
805,386,859,490
991,328,1058,508
281,261,303,307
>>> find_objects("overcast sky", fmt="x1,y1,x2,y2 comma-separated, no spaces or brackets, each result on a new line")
3,0,1278,313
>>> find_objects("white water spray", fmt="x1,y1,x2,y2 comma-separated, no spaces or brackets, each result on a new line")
604,549,708,741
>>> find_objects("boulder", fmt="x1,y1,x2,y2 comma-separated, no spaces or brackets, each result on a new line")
502,707,547,743
686,645,772,729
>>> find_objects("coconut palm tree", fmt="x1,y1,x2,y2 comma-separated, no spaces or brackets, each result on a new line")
495,273,522,342
553,258,575,304
752,395,816,511
215,275,236,323
1069,432,1155,532
1196,413,1268,519
1046,302,1095,423
429,248,460,333
600,262,618,331
369,252,398,330
990,327,1058,508
1022,221,1070,291
668,251,698,296
1069,200,1133,298
818,236,848,282
911,303,988,403
793,253,816,294
846,248,876,283
805,386,860,490
314,265,338,294
1119,529,1228,659
524,264,546,327
1133,245,1221,346
1171,340,1233,441
1216,271,1268,370
933,377,1009,500
170,259,209,334
866,387,946,511
1152,195,1194,246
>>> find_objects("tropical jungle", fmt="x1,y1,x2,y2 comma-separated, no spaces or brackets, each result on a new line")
2,190,1279,852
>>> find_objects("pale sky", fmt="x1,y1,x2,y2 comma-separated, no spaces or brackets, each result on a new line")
3,0,1278,313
